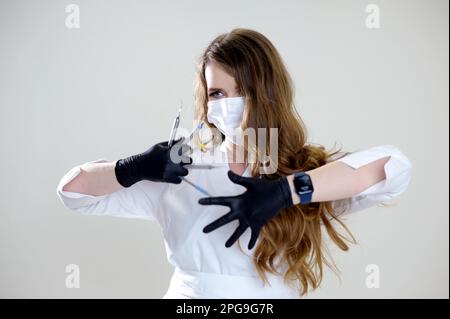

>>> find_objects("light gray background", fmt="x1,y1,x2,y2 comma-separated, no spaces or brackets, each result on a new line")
0,0,448,298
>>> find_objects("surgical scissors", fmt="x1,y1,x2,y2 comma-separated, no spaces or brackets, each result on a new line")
167,103,214,196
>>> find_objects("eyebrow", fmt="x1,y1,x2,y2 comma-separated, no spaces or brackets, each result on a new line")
208,86,239,92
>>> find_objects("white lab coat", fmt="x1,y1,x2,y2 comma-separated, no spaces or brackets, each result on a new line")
56,143,412,298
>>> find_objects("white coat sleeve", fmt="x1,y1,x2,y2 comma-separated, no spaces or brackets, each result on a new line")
56,159,168,222
328,144,413,216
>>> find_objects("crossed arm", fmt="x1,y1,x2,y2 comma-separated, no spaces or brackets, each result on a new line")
287,156,391,204
199,155,393,249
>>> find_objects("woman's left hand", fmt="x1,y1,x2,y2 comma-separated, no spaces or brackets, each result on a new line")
198,170,293,249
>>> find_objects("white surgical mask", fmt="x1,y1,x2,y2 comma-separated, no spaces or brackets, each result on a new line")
207,96,245,145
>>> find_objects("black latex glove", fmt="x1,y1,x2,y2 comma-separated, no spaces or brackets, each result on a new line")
198,170,294,249
115,138,192,187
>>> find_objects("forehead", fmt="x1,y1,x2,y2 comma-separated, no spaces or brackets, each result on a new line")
204,62,237,90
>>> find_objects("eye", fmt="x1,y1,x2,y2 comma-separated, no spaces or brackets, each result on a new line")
208,90,223,99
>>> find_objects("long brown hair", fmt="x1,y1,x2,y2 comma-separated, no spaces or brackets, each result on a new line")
193,28,356,296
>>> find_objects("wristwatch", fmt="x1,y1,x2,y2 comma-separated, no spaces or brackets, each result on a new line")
293,172,314,204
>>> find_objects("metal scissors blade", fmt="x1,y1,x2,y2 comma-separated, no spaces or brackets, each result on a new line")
185,164,222,170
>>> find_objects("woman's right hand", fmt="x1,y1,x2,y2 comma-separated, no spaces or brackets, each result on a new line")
114,138,192,187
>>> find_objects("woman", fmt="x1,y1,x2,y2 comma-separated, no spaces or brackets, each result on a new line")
56,28,412,298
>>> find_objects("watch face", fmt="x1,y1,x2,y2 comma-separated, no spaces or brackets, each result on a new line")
295,173,313,194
